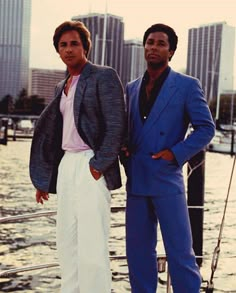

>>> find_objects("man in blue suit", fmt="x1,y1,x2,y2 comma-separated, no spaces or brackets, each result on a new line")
122,23,215,292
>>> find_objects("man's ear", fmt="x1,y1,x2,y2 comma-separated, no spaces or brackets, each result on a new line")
169,50,175,60
169,50,174,58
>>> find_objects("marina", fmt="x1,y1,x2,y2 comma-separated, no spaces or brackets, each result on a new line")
207,126,236,156
1,0,236,291
0,140,236,292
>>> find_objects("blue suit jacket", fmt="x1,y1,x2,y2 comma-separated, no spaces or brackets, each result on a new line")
124,69,215,196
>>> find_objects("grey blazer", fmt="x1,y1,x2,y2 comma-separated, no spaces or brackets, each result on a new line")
29,62,126,193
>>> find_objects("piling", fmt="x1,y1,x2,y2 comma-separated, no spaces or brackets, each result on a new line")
187,149,205,267
0,118,8,145
230,129,235,157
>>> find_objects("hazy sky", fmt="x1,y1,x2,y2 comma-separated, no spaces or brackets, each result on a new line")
30,0,236,83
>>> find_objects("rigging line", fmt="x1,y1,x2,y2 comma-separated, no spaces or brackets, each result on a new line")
206,153,236,290
187,159,205,179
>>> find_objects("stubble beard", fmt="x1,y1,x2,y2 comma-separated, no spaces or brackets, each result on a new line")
147,60,166,70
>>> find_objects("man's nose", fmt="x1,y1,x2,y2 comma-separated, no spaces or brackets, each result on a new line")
65,46,72,52
150,43,158,50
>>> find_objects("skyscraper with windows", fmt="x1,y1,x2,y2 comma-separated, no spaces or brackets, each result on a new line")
29,68,66,105
122,39,146,86
72,13,124,77
186,22,235,110
0,0,31,99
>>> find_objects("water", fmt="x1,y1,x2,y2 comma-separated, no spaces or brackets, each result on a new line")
0,140,235,292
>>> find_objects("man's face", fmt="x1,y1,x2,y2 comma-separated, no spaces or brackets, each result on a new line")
58,30,87,69
144,31,174,68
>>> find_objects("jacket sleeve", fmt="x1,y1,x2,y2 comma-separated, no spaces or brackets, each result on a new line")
89,68,126,172
171,78,215,166
29,97,64,193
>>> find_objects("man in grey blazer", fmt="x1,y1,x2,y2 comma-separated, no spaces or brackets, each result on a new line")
29,21,125,293
121,24,215,292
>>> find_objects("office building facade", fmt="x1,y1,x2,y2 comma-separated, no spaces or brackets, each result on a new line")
0,0,31,99
72,13,124,77
187,22,235,108
122,39,146,86
29,68,66,105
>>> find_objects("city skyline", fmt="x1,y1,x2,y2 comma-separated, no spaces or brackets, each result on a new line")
0,0,31,98
72,13,124,77
30,0,236,87
187,23,235,103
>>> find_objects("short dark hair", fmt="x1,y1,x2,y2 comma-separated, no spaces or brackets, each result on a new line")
143,23,178,52
53,21,92,57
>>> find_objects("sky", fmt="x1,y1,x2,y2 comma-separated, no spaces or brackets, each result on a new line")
30,0,236,85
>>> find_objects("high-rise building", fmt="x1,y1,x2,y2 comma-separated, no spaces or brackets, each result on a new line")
29,68,66,105
186,22,235,114
0,0,31,99
122,39,146,86
72,13,124,77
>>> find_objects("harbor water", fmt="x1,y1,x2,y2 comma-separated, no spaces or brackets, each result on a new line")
0,140,236,292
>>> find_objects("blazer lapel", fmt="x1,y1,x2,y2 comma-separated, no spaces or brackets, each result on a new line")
55,78,68,99
129,78,143,144
135,70,178,146
73,62,92,127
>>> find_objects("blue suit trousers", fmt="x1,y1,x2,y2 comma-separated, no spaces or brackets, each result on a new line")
126,193,201,293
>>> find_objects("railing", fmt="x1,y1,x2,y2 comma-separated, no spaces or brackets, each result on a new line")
1,205,222,291
0,206,202,225
0,208,173,292
3,207,233,292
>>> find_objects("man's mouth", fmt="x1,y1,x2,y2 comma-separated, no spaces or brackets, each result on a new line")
148,53,159,58
65,56,74,60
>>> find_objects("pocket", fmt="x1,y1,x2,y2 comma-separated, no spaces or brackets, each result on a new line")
91,172,111,204
153,157,178,176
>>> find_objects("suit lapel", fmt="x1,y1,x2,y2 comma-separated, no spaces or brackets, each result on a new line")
129,78,143,144
135,70,178,146
55,78,68,98
53,63,93,128
73,62,93,127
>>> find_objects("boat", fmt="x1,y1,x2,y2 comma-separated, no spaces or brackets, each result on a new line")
207,129,236,155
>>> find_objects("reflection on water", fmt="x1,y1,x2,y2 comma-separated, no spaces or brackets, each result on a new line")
0,140,236,292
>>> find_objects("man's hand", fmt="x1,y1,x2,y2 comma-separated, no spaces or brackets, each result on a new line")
151,149,175,161
36,189,49,204
90,165,102,180
121,146,130,157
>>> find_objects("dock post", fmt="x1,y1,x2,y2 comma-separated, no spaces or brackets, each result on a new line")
13,122,17,141
0,118,8,145
230,129,235,157
187,150,205,267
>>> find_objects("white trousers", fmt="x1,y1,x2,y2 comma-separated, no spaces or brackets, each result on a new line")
56,150,111,293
